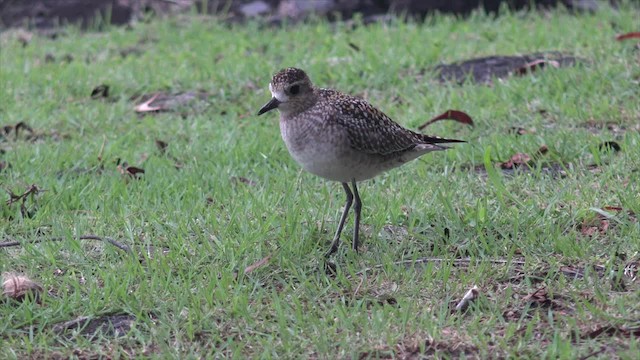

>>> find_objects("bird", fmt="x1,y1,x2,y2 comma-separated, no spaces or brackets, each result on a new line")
257,67,465,257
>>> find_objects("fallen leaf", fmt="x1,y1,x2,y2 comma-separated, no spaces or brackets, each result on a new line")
119,47,144,58
509,127,535,136
133,92,209,113
155,139,168,154
125,166,145,176
454,285,480,313
348,41,360,52
2,121,34,137
418,110,474,130
603,205,623,212
499,153,531,169
244,255,272,275
536,145,549,156
580,219,610,237
498,145,548,169
522,287,568,312
615,32,640,41
2,272,43,302
17,30,33,47
90,84,110,99
134,94,162,112
598,141,621,152
231,176,257,187
53,269,65,276
116,162,145,179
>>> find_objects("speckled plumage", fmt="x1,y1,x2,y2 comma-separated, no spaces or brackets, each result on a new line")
258,67,464,256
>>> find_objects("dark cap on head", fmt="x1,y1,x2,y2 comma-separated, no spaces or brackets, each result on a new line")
271,67,310,86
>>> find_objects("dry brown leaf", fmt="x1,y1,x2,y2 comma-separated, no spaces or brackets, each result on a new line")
580,208,614,237
117,162,145,178
90,84,110,99
500,153,531,169
231,176,257,187
2,272,43,302
615,32,640,41
244,255,272,275
134,94,162,112
418,109,474,130
454,285,480,313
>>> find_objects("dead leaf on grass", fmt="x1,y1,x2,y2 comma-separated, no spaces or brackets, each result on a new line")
369,281,399,306
453,285,480,313
2,121,34,137
154,139,184,169
231,176,257,187
134,94,162,112
523,287,570,313
395,331,478,358
509,127,536,136
577,206,632,237
243,254,272,275
500,152,531,169
17,30,33,47
90,84,110,99
119,46,144,58
2,272,43,303
155,139,168,154
499,145,548,169
2,121,67,142
598,141,621,152
623,259,639,281
116,160,145,179
418,109,474,130
580,219,609,237
615,32,640,41
133,91,210,113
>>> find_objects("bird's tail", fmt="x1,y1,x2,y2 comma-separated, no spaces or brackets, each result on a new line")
419,133,466,144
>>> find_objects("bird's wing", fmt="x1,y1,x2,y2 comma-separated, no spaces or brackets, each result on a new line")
323,90,462,156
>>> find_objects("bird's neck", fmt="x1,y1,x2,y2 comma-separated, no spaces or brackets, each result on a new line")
279,89,320,119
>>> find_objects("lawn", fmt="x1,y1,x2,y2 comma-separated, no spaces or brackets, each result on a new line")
1,3,639,358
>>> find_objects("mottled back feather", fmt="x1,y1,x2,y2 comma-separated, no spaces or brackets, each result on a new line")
318,89,463,156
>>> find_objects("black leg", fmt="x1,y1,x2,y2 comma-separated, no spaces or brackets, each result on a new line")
325,183,353,257
351,180,362,252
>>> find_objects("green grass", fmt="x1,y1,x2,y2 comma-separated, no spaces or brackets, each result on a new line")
1,3,639,358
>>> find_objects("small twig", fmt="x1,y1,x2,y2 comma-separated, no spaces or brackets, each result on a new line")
0,234,131,253
454,285,480,313
355,257,526,276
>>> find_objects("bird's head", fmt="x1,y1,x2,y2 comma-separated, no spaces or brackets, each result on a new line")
257,67,315,116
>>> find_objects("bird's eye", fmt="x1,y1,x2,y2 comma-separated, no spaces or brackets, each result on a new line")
289,84,300,95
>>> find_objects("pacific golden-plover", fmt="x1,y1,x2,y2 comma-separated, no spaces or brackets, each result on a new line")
258,67,465,257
